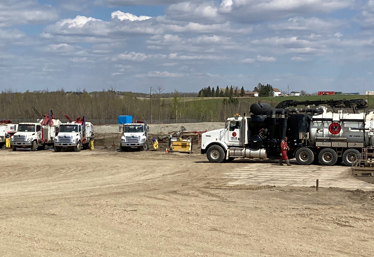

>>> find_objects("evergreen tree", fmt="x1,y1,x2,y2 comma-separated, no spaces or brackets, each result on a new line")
240,86,245,97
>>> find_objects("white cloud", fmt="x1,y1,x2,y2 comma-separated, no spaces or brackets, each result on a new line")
118,52,148,61
136,71,183,78
45,44,77,53
242,58,255,63
218,0,354,23
169,53,227,61
97,0,185,5
0,0,58,27
257,55,276,62
0,29,25,40
111,11,151,21
44,15,110,38
167,2,220,21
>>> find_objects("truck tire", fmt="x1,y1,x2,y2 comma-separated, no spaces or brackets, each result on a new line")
54,146,61,152
207,145,225,163
74,142,81,152
31,141,38,151
342,149,361,166
142,143,149,151
318,148,338,166
12,146,17,151
295,147,314,165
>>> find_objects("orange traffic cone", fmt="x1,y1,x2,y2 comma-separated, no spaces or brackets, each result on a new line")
165,148,169,153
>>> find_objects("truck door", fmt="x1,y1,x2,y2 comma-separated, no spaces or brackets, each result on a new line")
226,120,242,146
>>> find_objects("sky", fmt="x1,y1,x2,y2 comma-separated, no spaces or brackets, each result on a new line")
0,0,373,94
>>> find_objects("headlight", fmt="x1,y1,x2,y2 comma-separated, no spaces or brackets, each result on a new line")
54,137,58,142
28,138,33,142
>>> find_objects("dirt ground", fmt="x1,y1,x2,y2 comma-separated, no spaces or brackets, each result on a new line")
1,123,374,257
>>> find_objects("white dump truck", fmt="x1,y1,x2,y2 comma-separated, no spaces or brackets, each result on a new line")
54,116,94,152
0,120,17,148
11,111,61,151
118,115,149,151
201,99,373,166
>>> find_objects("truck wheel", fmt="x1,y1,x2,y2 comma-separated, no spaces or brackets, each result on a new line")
295,147,314,165
31,141,38,151
342,149,361,166
142,143,149,151
54,146,61,152
318,148,338,166
74,142,81,152
207,145,225,163
12,146,17,151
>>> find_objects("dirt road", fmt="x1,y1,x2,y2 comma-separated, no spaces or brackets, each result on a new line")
1,147,374,257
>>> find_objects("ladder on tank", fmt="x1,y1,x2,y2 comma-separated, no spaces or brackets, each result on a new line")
351,147,374,176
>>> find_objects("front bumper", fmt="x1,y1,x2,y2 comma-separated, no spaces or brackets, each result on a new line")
55,142,77,148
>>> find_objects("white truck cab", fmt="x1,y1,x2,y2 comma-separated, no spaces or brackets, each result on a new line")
11,119,61,151
120,122,149,151
54,121,94,152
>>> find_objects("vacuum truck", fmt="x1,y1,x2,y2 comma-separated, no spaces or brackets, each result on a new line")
201,99,374,166
11,110,61,151
54,115,94,152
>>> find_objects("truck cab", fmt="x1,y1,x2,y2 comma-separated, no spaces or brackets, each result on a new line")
11,121,60,151
54,122,94,152
120,123,149,151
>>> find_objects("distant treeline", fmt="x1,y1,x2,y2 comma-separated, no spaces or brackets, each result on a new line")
0,90,246,124
198,86,245,97
1,90,372,124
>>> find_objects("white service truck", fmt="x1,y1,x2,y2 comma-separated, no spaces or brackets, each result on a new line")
11,112,61,151
201,99,373,166
54,117,94,152
119,122,149,151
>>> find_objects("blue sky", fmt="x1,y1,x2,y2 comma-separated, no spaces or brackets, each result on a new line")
0,0,373,94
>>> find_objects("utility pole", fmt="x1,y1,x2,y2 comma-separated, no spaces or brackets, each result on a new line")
150,87,152,124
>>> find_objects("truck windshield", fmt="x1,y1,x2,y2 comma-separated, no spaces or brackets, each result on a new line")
124,125,143,133
60,125,79,132
18,124,36,132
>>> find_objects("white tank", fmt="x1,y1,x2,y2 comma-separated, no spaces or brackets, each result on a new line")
310,108,370,145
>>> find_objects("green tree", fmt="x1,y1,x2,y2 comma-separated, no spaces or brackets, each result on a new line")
240,87,245,97
254,83,274,97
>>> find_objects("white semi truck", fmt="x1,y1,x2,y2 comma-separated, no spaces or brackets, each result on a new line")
118,116,149,151
11,111,61,151
54,116,94,152
201,99,373,166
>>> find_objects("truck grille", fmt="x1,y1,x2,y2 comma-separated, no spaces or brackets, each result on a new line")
13,135,27,142
126,136,139,144
58,136,73,143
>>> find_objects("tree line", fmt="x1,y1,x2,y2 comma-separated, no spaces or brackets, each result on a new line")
1,89,370,125
198,83,277,97
198,86,245,97
0,90,250,124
